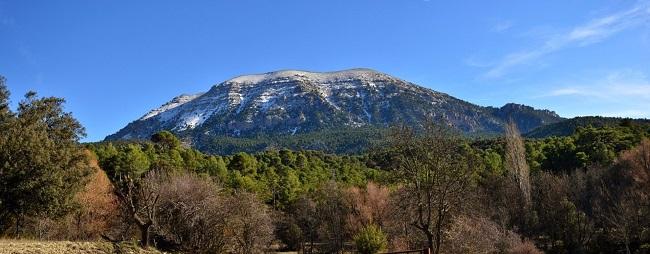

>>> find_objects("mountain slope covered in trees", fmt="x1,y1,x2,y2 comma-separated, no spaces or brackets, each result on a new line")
525,116,650,138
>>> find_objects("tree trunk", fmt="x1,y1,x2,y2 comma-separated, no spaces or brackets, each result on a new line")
434,235,442,254
139,222,152,248
426,232,434,254
14,213,23,238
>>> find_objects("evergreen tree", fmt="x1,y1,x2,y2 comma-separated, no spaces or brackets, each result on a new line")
151,130,180,150
0,90,92,235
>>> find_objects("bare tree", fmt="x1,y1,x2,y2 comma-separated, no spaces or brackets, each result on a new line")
226,191,274,254
596,138,650,254
345,182,390,233
598,187,640,254
313,181,351,253
113,170,163,247
156,173,228,253
444,215,542,254
292,196,319,254
387,124,477,254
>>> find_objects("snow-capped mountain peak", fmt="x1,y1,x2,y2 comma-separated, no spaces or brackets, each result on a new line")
225,68,390,85
108,68,562,153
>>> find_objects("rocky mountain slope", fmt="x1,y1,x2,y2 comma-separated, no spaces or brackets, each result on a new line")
106,69,563,153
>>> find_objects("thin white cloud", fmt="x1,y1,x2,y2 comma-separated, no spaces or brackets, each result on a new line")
482,1,650,78
545,70,650,100
600,110,648,118
491,20,514,33
548,88,586,97
542,70,650,118
462,57,492,68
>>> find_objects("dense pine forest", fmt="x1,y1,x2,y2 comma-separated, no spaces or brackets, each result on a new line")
1,78,650,254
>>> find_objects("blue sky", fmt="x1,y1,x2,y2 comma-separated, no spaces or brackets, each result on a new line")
1,0,649,142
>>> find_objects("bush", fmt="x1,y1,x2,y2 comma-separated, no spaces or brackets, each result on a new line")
354,224,388,254
275,219,303,251
226,192,274,254
508,241,543,254
155,173,227,253
154,174,274,254
445,215,521,253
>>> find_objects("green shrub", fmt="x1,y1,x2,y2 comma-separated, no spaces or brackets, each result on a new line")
354,224,388,254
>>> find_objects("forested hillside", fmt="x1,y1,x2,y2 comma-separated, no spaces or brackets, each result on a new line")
1,77,650,253
525,116,650,138
90,131,383,210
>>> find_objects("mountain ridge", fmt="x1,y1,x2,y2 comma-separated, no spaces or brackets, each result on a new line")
106,68,563,154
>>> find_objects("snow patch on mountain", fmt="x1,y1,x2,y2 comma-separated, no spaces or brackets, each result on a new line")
226,68,390,85
107,68,564,146
140,93,203,120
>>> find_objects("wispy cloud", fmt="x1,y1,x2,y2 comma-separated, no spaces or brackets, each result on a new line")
491,20,514,33
482,2,650,79
600,110,648,118
545,70,650,100
462,57,492,68
543,70,650,118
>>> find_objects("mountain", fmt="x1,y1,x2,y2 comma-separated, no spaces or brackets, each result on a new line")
525,116,650,138
106,69,563,154
487,103,562,135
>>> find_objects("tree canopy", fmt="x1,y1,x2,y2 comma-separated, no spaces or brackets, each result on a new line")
0,78,92,235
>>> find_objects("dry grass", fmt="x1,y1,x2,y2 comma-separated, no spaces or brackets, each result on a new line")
0,240,163,254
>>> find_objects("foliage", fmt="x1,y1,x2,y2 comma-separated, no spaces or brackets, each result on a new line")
526,116,650,138
198,126,391,155
3,75,650,254
150,130,181,150
90,134,382,211
354,224,388,254
41,154,120,240
471,122,650,174
24,119,650,253
0,83,92,236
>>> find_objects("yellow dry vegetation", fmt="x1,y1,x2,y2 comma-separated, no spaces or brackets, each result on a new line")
0,240,163,254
